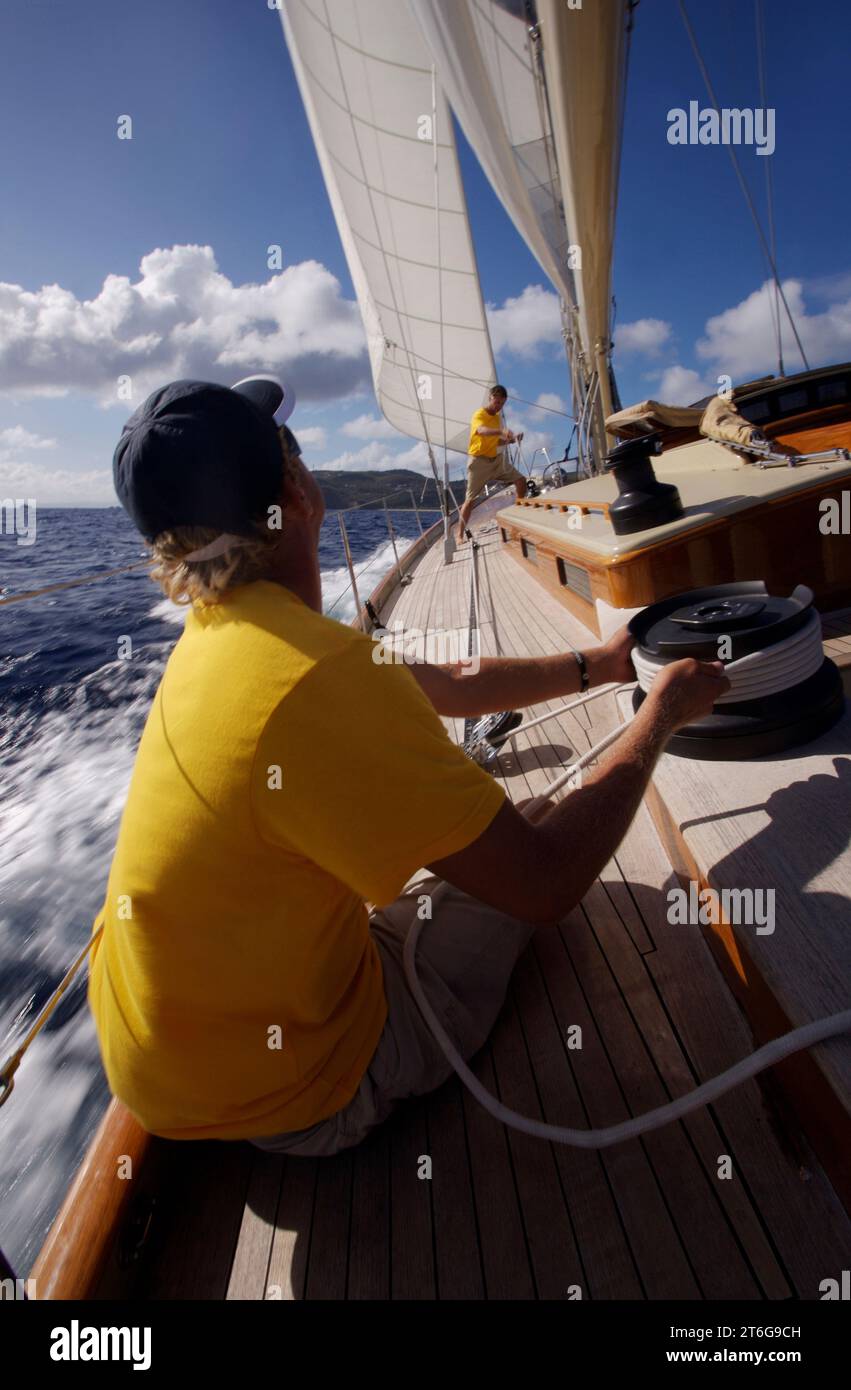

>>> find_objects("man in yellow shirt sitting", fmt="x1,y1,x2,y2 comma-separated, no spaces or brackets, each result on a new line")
89,376,727,1156
457,384,527,542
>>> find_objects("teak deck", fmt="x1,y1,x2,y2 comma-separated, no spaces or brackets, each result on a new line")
80,521,851,1301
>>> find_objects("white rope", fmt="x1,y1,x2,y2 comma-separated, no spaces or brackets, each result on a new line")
404,635,851,1146
401,921,851,1148
509,683,620,738
632,610,824,704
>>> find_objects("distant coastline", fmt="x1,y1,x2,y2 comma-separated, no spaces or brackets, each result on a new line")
37,470,462,512
312,468,462,510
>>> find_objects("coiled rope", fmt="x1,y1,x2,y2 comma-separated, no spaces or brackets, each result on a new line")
632,609,825,704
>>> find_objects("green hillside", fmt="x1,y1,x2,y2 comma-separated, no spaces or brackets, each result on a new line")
311,469,463,510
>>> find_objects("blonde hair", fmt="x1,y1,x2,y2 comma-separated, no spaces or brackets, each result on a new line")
148,518,280,606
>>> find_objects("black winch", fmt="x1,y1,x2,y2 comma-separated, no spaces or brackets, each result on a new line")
605,432,684,535
628,581,845,759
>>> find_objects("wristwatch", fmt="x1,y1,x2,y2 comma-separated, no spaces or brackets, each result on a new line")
573,650,590,692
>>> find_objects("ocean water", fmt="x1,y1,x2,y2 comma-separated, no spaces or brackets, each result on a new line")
0,505,439,1275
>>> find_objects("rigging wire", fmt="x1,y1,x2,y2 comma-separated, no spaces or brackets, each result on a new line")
754,0,784,378
323,518,434,618
677,0,810,373
0,560,148,607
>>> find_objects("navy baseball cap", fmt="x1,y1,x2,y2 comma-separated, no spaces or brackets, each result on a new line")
112,377,301,542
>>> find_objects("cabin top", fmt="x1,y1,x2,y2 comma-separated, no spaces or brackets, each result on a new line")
496,450,851,560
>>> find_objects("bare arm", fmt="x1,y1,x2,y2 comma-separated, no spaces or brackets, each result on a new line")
409,629,634,717
427,659,729,925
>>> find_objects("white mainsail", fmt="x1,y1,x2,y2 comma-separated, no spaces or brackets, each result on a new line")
278,0,497,462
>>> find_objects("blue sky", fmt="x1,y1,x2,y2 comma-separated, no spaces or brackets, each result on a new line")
1,0,850,503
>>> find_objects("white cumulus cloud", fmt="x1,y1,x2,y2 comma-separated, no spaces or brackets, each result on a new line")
341,413,401,441
487,285,562,358
0,245,370,407
317,439,432,474
294,425,327,449
0,462,112,507
615,318,672,356
696,277,851,379
0,426,57,461
533,392,568,414
655,365,709,406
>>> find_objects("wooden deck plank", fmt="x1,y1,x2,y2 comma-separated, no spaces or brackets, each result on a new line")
460,1045,537,1300
534,923,701,1299
266,1157,317,1301
388,1097,437,1299
488,988,593,1298
615,801,851,1298
482,575,587,798
576,879,771,1299
427,1078,486,1299
304,1151,352,1299
564,905,764,1299
140,1142,253,1300
348,1126,391,1300
511,944,644,1299
226,1151,284,1300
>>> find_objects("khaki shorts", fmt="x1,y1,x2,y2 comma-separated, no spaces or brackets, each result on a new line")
464,452,524,504
250,870,535,1157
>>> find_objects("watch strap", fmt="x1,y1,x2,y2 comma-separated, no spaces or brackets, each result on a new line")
574,649,590,692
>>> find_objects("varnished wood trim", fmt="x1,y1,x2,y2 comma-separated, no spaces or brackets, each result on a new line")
643,779,851,1214
30,1101,155,1299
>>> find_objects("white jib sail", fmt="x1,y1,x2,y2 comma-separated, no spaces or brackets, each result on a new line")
278,0,497,460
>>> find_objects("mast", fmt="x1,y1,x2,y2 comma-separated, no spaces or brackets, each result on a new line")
535,0,632,470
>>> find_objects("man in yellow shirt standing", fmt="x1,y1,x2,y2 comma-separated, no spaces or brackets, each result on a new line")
89,375,727,1156
457,384,527,542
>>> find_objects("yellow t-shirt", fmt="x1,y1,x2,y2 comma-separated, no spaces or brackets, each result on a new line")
468,407,502,459
88,580,504,1140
